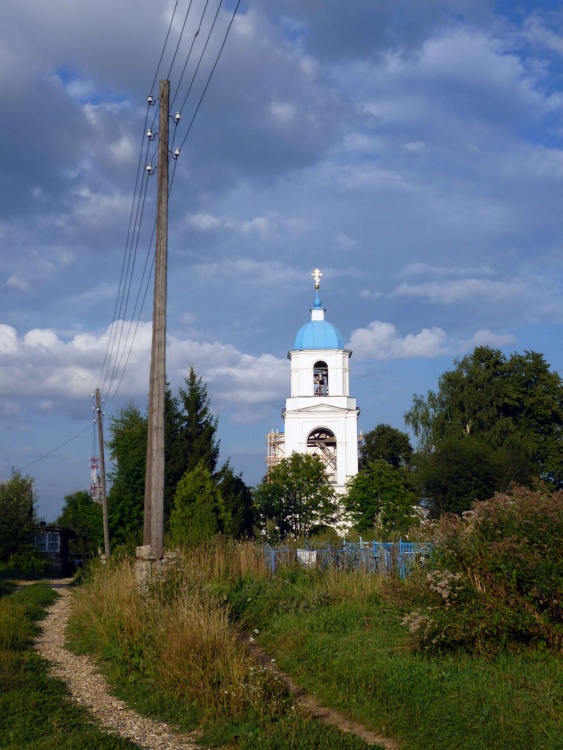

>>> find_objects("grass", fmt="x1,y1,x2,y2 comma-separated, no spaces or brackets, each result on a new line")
67,547,378,749
67,540,563,749
227,566,563,750
0,582,141,750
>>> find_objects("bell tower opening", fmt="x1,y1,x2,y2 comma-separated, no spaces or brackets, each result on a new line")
313,361,329,396
307,427,337,483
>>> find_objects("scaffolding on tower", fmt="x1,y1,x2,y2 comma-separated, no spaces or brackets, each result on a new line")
89,457,101,501
266,429,285,470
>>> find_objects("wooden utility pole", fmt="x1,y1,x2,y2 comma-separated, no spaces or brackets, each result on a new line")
95,388,111,560
143,79,169,560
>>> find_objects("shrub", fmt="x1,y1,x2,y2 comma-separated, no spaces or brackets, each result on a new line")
393,486,563,653
8,546,49,578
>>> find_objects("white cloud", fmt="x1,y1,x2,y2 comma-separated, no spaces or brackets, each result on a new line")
195,259,304,286
6,274,29,291
467,329,517,348
359,289,382,300
186,212,222,231
72,188,130,228
392,278,524,303
0,325,19,355
0,321,287,411
240,216,271,238
270,101,296,124
335,233,357,251
399,263,495,278
348,321,518,362
347,321,450,361
523,16,563,57
403,141,427,153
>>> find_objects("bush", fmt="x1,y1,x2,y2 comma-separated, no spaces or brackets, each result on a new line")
8,546,49,578
393,486,563,653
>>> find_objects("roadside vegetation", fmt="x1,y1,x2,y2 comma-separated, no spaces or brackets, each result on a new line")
68,547,376,749
69,493,562,750
0,583,140,750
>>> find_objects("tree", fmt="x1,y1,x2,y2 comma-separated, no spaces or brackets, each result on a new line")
169,462,227,546
405,347,563,513
106,402,147,546
176,368,220,477
254,453,337,539
345,460,417,537
56,490,103,555
216,461,254,538
0,470,35,561
361,424,413,469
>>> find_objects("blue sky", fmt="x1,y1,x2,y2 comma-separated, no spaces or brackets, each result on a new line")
1,0,562,521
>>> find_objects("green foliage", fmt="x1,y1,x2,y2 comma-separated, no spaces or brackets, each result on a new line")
217,461,255,538
0,584,140,749
106,402,148,546
254,453,338,539
169,462,227,546
176,367,220,476
405,347,563,513
396,486,563,654
0,469,35,562
56,490,103,555
8,545,49,578
106,371,226,545
412,436,533,515
69,554,375,749
361,424,413,469
345,460,418,537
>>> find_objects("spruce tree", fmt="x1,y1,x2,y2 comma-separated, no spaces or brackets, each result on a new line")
176,367,220,476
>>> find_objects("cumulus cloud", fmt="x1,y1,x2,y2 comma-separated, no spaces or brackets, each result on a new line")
347,321,517,361
347,321,450,361
0,322,287,411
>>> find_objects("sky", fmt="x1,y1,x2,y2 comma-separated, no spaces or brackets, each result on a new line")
1,0,562,521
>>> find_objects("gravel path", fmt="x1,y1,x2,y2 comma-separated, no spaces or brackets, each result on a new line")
34,581,198,750
32,580,398,749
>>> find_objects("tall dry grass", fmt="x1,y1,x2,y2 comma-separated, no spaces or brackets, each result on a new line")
69,541,285,724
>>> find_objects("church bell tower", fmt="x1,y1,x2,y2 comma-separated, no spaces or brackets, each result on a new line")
267,269,360,493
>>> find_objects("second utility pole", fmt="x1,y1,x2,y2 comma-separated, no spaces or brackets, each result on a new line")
143,79,169,560
95,388,111,560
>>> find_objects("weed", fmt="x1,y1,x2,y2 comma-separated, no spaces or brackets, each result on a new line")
0,583,140,749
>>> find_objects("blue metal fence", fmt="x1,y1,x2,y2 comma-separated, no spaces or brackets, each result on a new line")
264,539,431,578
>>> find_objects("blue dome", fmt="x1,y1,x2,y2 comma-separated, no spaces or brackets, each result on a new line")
294,320,344,350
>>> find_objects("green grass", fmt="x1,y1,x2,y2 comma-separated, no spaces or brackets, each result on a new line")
67,558,380,749
0,583,141,750
227,569,563,750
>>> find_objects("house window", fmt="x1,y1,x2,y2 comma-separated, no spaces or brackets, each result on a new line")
313,361,328,396
34,532,59,553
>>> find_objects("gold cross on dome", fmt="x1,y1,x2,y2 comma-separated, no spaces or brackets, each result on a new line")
312,268,322,289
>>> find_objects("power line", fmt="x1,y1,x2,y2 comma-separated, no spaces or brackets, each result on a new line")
18,424,93,472
170,0,212,110
175,0,223,117
177,0,240,155
99,0,241,405
166,0,196,81
150,0,181,95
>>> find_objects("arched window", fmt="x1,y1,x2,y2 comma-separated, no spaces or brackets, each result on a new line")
313,361,329,396
307,428,337,482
